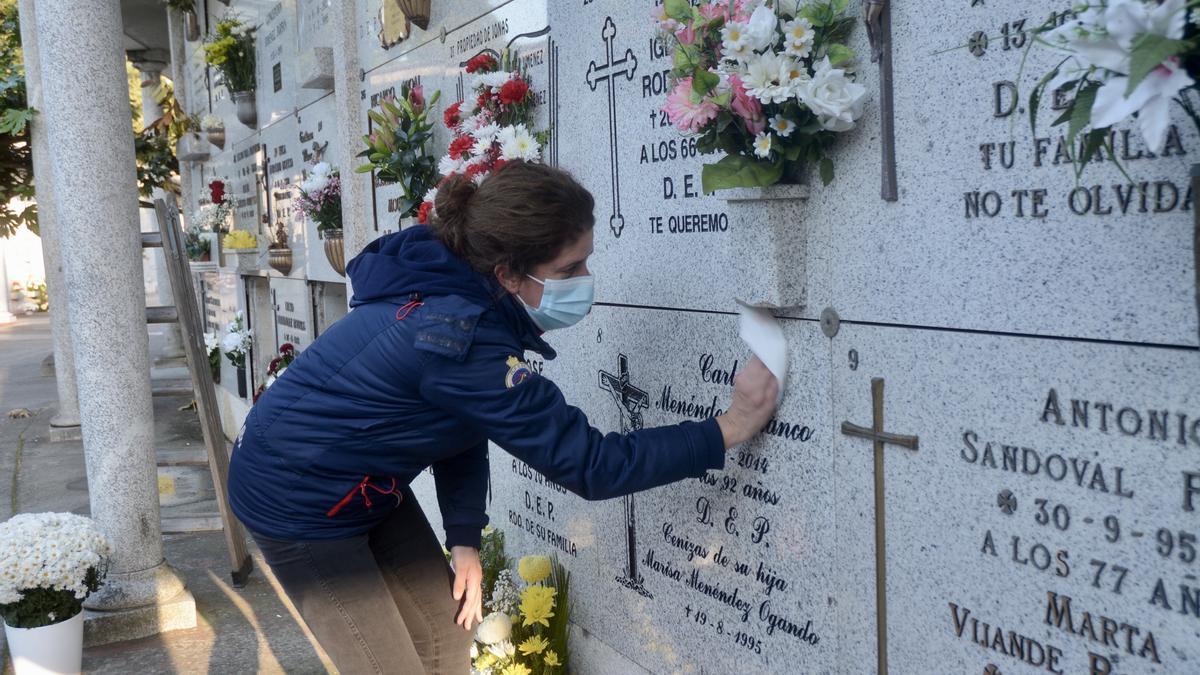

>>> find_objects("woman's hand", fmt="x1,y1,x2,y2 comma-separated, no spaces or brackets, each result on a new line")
450,545,484,631
716,356,779,448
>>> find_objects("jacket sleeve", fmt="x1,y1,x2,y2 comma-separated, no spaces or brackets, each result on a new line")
418,343,726,501
432,440,490,549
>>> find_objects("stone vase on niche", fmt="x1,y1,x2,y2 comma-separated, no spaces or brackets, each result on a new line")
206,127,226,150
183,10,200,42
231,91,257,127
722,183,810,309
224,248,259,273
323,229,345,276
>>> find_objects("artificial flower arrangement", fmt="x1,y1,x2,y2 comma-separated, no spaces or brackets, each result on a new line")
419,52,545,224
184,226,212,261
223,229,258,251
221,311,252,370
295,162,343,234
191,180,234,234
204,331,222,383
469,528,570,675
1026,0,1199,171
655,0,865,191
252,343,296,403
203,17,257,94
0,512,111,629
356,83,441,221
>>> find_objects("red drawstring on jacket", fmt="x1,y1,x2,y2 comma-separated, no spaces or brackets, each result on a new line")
326,476,403,517
396,299,424,321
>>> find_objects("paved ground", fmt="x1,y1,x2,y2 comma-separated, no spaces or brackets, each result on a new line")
0,314,336,674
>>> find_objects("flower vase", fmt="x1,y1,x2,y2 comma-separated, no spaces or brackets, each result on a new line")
268,247,293,275
226,249,259,273
236,366,247,399
4,611,84,675
323,229,346,276
177,135,211,163
212,364,221,385
721,182,811,309
232,91,257,128
183,9,200,42
206,128,226,150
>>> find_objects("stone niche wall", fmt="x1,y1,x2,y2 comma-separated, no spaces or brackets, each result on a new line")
187,0,1200,672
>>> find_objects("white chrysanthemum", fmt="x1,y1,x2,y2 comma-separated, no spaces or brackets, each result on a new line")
769,114,796,137
781,18,814,58
753,131,773,158
721,21,754,62
471,123,500,143
486,640,516,659
0,512,111,607
476,613,512,645
200,114,223,130
424,186,439,204
310,161,332,176
204,332,220,354
438,154,464,177
498,125,540,162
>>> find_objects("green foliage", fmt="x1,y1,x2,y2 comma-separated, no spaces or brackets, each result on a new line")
701,154,784,192
478,528,510,606
1126,33,1187,96
0,567,102,629
162,0,195,11
356,83,440,219
184,227,211,260
134,130,180,202
0,0,35,238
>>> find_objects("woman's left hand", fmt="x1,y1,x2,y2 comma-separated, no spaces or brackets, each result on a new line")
450,545,484,631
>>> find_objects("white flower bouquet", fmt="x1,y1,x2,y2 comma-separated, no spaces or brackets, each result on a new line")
656,0,866,190
221,311,252,369
1027,0,1199,167
0,513,111,629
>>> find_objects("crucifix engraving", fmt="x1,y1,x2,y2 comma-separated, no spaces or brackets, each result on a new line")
599,353,652,598
865,0,898,202
586,17,637,238
840,378,918,675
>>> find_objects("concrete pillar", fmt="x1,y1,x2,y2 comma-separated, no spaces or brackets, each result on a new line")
330,0,370,303
32,0,194,644
132,54,186,364
16,0,79,433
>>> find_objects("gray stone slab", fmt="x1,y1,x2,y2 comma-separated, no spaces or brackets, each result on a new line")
831,322,1200,673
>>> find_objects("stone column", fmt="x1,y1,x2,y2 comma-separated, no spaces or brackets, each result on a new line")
16,0,79,433
132,53,186,364
330,0,370,303
32,0,193,643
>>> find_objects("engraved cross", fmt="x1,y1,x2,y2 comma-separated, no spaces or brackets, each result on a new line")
586,17,637,238
840,377,918,675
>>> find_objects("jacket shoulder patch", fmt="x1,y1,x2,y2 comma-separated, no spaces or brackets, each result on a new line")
504,356,536,388
412,296,484,361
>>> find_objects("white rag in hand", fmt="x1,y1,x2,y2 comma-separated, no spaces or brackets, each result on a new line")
736,301,788,405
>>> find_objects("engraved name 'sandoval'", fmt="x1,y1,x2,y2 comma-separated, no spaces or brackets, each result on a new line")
953,386,1197,674
638,352,821,661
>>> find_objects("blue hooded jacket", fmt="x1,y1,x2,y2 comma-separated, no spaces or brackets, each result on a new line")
228,226,725,549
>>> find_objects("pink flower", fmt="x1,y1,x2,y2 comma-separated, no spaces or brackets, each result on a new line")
662,78,719,133
729,74,766,135
675,23,697,46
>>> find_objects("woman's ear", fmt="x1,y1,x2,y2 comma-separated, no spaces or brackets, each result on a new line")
494,264,522,294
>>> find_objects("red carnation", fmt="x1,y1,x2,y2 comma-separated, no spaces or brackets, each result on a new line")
209,180,225,204
464,161,489,179
465,53,497,74
417,201,433,224
279,343,295,354
476,92,488,108
448,135,474,160
443,101,463,129
491,158,508,172
498,78,529,105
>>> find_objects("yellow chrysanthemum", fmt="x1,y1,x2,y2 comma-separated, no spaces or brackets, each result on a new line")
474,652,497,670
501,664,532,675
519,585,556,627
544,650,561,667
518,635,549,655
518,555,552,584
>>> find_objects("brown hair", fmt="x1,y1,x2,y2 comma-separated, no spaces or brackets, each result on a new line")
429,161,595,277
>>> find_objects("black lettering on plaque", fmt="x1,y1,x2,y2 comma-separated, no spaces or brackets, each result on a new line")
992,80,1018,118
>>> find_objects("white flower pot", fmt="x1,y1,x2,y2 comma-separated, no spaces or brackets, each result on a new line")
4,611,83,674
224,249,260,273
722,183,811,310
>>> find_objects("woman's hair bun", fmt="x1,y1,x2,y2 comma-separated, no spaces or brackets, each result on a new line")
429,175,477,255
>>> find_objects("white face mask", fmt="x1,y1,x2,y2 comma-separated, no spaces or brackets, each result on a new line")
520,274,595,331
